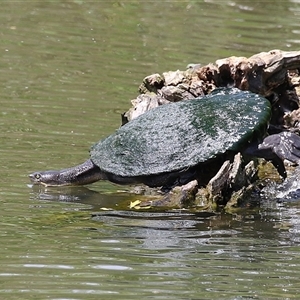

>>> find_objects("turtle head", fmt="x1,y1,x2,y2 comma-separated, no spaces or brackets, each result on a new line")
29,170,65,186
29,159,104,186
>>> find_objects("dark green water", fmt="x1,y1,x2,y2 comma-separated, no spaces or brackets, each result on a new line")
1,1,300,299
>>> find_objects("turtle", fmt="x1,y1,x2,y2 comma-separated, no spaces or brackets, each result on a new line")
29,88,300,188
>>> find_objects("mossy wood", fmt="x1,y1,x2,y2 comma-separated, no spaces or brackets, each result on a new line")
90,88,271,177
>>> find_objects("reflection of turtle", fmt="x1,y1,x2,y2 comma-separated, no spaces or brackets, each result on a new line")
29,88,300,188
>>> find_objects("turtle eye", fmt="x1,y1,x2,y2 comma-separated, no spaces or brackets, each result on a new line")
35,173,41,180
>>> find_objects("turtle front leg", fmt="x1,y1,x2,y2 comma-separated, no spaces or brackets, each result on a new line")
256,132,300,178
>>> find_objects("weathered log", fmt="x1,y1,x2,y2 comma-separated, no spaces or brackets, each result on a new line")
125,50,300,122
216,49,300,95
124,50,300,210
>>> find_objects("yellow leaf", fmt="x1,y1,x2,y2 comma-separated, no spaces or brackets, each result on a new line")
130,200,141,208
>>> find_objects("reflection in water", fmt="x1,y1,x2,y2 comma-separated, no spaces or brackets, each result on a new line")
30,180,300,250
92,207,299,247
93,210,218,251
29,184,130,209
29,184,97,202
87,206,300,298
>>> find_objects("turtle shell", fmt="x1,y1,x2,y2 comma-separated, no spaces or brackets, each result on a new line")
90,88,271,177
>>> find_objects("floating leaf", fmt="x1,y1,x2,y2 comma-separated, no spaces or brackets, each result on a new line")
129,200,141,208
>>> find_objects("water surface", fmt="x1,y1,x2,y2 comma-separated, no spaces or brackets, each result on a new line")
1,1,300,299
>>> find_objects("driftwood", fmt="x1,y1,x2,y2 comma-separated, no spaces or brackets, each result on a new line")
125,49,300,123
123,50,300,211
217,50,300,95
